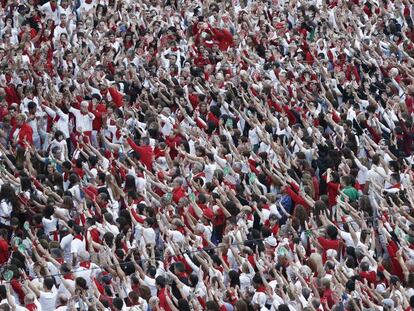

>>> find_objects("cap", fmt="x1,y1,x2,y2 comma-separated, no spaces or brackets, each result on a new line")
382,298,394,307
264,236,277,247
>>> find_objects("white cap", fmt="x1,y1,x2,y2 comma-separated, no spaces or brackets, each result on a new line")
265,236,277,247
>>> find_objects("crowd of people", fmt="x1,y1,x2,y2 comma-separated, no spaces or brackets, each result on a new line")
0,0,413,310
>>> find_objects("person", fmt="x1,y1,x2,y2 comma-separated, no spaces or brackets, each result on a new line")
9,114,33,148
0,229,9,265
24,277,57,311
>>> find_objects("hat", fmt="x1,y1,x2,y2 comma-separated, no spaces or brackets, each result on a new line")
264,236,277,247
326,249,338,258
376,283,386,294
382,298,394,307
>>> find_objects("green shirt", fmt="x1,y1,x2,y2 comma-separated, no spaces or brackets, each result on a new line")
342,186,359,203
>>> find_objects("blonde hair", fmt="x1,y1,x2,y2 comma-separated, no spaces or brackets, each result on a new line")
16,113,26,122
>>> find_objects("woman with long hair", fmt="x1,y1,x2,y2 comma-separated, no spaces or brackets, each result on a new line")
0,184,21,230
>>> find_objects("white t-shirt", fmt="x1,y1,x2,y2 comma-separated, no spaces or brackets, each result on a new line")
39,289,58,311
75,262,100,286
42,217,58,236
68,107,95,132
142,275,157,297
204,163,216,183
0,200,12,226
71,237,86,255
60,233,74,263
366,165,387,188
58,278,75,297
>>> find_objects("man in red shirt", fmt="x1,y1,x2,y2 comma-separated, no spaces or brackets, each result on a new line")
10,113,33,148
127,136,154,171
156,276,171,311
0,229,9,265
316,225,342,263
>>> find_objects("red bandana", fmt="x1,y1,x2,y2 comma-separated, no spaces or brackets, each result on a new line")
74,234,84,241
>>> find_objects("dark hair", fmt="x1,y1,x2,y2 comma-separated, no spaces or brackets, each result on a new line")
228,270,240,288
155,276,166,288
0,184,20,211
112,297,124,310
206,301,220,311
278,304,290,311
43,277,55,290
178,299,191,311
124,175,137,193
0,286,6,299
326,225,338,240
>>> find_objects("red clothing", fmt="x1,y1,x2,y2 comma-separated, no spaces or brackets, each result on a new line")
87,228,101,251
10,123,33,147
327,181,340,208
10,279,25,304
317,237,341,263
172,186,186,204
387,240,404,280
100,87,123,108
4,85,20,105
158,288,172,311
91,103,107,131
0,238,9,264
322,288,336,309
359,271,377,285
127,138,154,170
283,184,309,209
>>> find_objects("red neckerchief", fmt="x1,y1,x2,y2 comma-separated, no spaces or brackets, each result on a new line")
115,128,122,140
63,274,74,280
80,261,91,269
257,285,266,292
94,278,105,295
74,234,84,241
26,303,37,311
177,272,187,279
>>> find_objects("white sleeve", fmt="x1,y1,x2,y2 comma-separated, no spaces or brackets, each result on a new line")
183,254,200,274
68,107,79,116
44,106,57,118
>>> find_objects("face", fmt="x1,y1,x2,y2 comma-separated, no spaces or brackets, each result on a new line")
80,103,88,113
47,164,55,174
16,116,24,127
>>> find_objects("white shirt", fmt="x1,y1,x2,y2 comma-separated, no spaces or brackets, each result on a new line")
40,2,60,23
71,237,86,255
68,184,83,203
204,163,216,183
69,107,95,132
42,216,58,236
366,165,387,191
44,106,70,138
58,278,75,297
39,288,58,311
75,262,100,286
0,200,12,226
60,233,74,263
142,275,157,297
